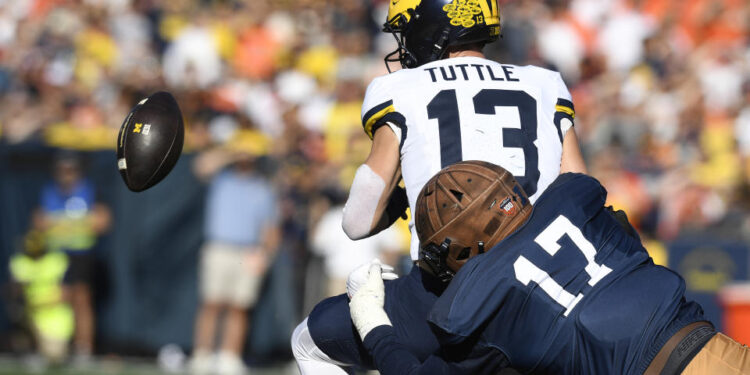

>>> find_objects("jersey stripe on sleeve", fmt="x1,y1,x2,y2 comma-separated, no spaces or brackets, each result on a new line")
362,100,395,139
555,98,575,119
553,98,575,143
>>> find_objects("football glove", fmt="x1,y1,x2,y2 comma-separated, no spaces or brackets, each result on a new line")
385,186,409,224
347,258,399,299
605,206,638,238
349,263,392,340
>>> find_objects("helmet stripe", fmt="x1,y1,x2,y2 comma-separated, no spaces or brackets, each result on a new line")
480,0,500,26
387,0,421,25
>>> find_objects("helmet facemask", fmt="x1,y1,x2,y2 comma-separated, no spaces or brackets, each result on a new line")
382,11,419,72
420,238,487,283
383,8,453,72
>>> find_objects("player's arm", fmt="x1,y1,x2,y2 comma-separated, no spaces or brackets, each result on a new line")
343,77,408,240
364,326,507,375
342,126,404,240
367,125,407,232
350,265,508,375
561,130,587,174
553,72,587,174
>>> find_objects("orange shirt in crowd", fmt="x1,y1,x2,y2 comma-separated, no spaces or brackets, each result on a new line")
234,26,280,80
639,0,746,47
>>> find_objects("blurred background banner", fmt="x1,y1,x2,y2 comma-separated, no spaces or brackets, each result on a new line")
0,146,204,352
0,146,295,361
669,237,750,331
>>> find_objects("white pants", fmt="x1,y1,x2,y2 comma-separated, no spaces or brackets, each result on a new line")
291,318,350,375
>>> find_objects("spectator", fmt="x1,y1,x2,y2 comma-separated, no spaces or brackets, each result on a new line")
309,191,403,296
9,230,74,365
31,152,110,363
189,141,280,375
162,16,222,90
595,2,654,73
536,2,587,80
735,82,750,166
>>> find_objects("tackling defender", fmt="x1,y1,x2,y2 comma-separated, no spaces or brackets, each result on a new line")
350,161,750,375
291,0,586,372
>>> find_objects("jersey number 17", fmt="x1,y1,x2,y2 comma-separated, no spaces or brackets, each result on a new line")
514,215,613,316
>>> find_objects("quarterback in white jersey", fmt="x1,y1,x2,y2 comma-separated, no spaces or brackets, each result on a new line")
292,1,586,374
354,57,582,259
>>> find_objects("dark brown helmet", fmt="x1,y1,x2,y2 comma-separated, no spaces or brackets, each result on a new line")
415,160,532,282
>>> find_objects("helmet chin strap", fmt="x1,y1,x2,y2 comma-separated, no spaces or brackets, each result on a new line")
383,31,418,72
420,238,489,283
428,27,452,63
384,24,450,72
420,238,455,283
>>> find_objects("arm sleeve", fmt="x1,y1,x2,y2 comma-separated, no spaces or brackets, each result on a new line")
362,325,509,375
552,72,575,143
361,77,406,146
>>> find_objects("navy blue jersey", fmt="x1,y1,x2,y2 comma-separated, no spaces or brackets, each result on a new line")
428,173,707,374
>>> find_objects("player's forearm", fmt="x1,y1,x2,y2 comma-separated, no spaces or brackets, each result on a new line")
342,127,402,239
342,164,388,239
560,130,587,174
363,325,456,375
370,212,394,235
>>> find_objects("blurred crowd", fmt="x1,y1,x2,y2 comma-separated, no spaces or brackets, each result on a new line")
1,0,750,371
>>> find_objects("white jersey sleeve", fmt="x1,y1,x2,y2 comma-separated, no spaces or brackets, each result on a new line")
361,77,406,145
551,71,576,142
359,56,578,260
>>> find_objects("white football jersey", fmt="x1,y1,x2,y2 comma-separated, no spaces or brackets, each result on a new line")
361,56,576,259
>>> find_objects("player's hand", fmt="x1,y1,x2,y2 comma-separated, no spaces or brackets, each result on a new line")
349,263,392,340
605,206,638,238
347,258,398,299
385,186,409,224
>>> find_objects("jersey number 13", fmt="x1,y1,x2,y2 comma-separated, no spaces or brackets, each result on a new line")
427,89,540,196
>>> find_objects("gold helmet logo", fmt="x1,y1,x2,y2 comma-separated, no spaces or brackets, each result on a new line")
443,0,483,28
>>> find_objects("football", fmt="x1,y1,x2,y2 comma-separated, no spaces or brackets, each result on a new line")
116,91,184,192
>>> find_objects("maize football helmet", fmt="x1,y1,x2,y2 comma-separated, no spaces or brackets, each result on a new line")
383,0,501,71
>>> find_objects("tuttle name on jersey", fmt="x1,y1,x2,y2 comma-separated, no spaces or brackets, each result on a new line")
424,64,520,83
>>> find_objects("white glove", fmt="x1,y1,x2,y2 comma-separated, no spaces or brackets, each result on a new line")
347,258,398,299
349,263,393,340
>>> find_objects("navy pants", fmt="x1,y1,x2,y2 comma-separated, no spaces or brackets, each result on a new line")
307,265,445,369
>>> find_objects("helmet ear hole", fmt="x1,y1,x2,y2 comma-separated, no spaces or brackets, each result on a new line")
457,247,472,261
449,189,464,202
